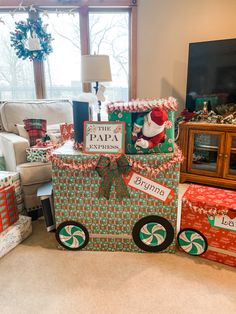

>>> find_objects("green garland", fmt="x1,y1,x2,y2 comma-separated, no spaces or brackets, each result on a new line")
10,18,53,61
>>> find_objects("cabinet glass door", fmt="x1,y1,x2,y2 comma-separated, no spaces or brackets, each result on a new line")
188,130,224,177
224,133,236,179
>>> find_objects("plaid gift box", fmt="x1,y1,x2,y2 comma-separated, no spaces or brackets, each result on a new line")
178,184,236,267
51,141,181,253
60,123,74,142
0,185,18,233
0,171,24,213
23,119,47,146
108,97,177,154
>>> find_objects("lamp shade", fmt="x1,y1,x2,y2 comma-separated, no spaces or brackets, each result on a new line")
81,55,112,82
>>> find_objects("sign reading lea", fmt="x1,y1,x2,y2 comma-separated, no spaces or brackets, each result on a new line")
84,121,125,154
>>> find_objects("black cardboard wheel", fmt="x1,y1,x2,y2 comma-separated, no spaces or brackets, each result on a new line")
56,221,89,251
132,215,174,252
177,228,208,256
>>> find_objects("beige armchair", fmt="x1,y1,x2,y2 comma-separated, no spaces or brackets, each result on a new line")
0,100,73,216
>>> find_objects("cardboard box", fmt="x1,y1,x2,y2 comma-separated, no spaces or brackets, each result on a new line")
0,215,32,258
108,97,177,154
51,141,181,253
178,184,236,267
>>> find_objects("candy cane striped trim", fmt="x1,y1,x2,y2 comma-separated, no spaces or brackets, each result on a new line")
182,198,229,216
107,97,178,112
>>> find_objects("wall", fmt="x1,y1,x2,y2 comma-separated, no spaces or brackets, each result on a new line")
137,0,236,115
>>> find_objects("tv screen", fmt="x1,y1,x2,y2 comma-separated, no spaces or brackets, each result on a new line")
186,38,236,112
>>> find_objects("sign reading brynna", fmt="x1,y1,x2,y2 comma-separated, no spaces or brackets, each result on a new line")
123,171,174,203
84,121,126,154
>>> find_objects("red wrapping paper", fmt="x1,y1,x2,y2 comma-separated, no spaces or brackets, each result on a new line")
60,123,74,142
0,185,18,233
179,184,236,267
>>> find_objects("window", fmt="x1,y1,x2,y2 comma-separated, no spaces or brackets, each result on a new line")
42,12,83,98
89,11,129,101
0,1,137,101
0,13,35,100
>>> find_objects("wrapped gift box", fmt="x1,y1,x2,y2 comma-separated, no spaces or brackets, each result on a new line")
108,97,177,154
0,215,32,258
51,141,182,253
0,171,24,213
60,123,74,142
178,184,236,267
0,154,5,171
26,147,52,163
0,185,18,233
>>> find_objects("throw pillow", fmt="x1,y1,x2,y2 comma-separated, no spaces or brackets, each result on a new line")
23,119,47,146
47,124,62,144
16,124,30,142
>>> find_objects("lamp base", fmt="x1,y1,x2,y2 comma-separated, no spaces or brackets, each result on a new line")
94,82,102,121
97,100,102,121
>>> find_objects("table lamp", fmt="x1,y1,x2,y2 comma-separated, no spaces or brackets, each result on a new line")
81,54,112,121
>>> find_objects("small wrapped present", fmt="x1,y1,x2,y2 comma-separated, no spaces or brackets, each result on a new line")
23,118,47,146
26,148,50,163
60,123,74,142
108,97,177,154
0,215,32,258
0,171,24,213
0,185,18,233
26,139,54,163
178,184,236,267
0,154,5,171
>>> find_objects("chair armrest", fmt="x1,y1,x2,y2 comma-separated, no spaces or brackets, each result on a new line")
0,132,29,171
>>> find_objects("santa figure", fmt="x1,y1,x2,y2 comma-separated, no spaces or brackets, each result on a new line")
132,107,168,149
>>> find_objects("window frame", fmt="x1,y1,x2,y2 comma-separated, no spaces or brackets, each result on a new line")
0,0,137,100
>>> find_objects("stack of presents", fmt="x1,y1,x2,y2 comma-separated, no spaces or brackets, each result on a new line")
50,96,236,268
25,122,74,163
0,171,32,258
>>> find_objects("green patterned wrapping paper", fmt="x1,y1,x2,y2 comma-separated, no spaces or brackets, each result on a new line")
52,142,180,253
26,147,50,163
108,111,175,154
0,155,5,171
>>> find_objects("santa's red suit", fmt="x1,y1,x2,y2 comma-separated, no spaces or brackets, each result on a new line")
135,108,168,149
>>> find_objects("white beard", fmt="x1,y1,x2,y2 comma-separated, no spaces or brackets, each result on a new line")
142,113,165,138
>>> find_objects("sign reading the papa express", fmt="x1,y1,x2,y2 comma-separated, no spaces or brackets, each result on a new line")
84,121,126,154
123,171,174,203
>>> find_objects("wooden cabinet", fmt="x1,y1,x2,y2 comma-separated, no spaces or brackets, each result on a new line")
178,122,236,189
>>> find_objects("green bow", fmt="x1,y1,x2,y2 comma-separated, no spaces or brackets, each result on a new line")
95,155,132,200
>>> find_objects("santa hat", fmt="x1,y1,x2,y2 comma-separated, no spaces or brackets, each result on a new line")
150,108,168,126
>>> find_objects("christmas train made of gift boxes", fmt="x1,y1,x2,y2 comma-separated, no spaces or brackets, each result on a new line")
51,97,236,268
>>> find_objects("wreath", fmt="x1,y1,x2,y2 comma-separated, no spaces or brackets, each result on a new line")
10,18,53,61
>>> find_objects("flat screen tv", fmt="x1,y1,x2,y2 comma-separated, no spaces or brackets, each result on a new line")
186,38,236,112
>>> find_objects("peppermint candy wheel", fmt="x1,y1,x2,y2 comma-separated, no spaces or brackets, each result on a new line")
132,215,174,252
56,221,89,251
139,222,166,246
177,228,208,256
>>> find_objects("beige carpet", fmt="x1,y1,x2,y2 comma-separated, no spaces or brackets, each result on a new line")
0,185,236,314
